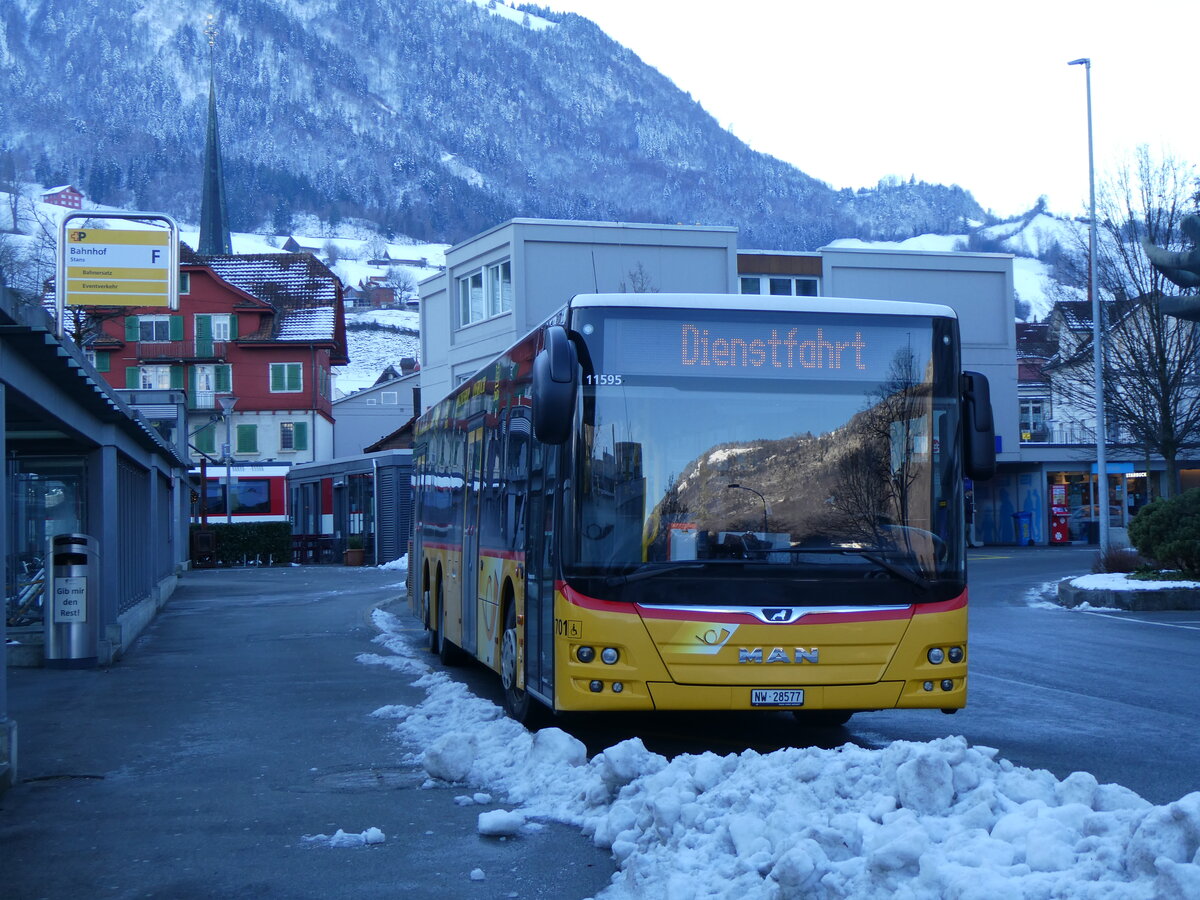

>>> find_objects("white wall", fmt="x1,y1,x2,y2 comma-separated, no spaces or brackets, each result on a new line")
820,247,1020,461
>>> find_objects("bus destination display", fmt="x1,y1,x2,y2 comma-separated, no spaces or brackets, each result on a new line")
600,315,931,381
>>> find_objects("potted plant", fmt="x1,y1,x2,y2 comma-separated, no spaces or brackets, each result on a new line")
344,534,365,566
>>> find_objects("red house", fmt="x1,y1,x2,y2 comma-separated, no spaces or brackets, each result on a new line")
42,184,84,209
90,248,348,516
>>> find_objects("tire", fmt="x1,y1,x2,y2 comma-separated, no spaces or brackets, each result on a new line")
500,602,535,724
435,579,465,666
425,586,439,654
792,710,854,728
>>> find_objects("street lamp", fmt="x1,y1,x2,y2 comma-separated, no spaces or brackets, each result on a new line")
218,394,238,525
726,483,769,535
1068,57,1110,553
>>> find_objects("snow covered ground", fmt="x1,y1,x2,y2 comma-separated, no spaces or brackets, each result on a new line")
360,557,1200,900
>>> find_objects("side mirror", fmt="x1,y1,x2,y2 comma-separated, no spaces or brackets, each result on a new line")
532,325,578,445
962,371,996,481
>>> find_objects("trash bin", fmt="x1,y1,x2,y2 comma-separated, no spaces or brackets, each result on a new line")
1011,511,1034,546
43,533,99,668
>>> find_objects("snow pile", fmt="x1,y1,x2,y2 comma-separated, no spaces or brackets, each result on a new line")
1069,572,1200,592
367,614,1200,899
302,827,385,848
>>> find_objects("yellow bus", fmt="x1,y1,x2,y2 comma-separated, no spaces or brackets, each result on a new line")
411,294,995,725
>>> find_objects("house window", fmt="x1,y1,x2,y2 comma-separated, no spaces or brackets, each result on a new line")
280,421,309,452
1020,398,1049,442
191,364,231,408
139,315,172,342
195,313,233,341
381,392,398,405
179,272,191,295
140,365,173,389
458,259,512,326
236,423,258,454
270,362,303,392
459,270,485,325
739,275,819,297
487,260,512,317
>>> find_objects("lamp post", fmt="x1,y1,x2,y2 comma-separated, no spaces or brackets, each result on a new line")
1068,57,1110,553
218,394,238,525
726,483,768,535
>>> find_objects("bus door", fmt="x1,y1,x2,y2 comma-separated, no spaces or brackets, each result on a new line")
524,439,558,703
460,420,485,656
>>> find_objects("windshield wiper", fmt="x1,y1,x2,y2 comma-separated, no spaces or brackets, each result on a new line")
602,562,705,586
853,551,933,589
760,546,933,589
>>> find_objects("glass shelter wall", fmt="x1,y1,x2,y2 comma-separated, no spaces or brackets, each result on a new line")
5,456,87,628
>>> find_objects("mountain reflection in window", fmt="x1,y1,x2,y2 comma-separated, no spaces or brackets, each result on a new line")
575,339,959,582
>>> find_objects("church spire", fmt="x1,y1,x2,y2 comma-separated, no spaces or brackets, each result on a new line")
199,15,232,255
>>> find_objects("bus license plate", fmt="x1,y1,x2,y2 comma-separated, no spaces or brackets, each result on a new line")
751,689,805,707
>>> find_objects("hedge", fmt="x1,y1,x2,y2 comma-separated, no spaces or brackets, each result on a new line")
190,522,292,567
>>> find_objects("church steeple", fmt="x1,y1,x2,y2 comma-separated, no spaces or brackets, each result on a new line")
199,16,232,255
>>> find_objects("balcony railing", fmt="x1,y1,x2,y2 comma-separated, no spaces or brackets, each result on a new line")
136,340,227,361
191,391,217,410
1021,424,1099,445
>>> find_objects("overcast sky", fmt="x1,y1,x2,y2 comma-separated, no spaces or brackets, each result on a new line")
541,0,1198,220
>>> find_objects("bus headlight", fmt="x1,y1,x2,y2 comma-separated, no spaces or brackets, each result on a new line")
589,680,603,693
601,647,620,665
941,679,954,691
948,646,964,664
577,646,596,663
927,648,945,665
612,682,624,693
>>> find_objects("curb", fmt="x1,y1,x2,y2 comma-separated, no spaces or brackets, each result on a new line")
1057,581,1200,611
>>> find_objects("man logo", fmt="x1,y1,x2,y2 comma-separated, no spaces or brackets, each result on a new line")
763,608,791,622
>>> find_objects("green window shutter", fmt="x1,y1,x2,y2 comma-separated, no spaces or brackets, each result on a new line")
288,363,302,391
126,366,140,389
169,365,184,390
125,316,139,341
236,423,258,454
228,314,238,339
169,315,184,340
294,421,308,451
95,352,110,372
187,366,197,407
215,364,232,392
195,424,216,455
195,315,212,340
270,364,284,392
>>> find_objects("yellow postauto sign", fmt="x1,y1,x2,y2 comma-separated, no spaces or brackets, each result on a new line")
65,228,171,307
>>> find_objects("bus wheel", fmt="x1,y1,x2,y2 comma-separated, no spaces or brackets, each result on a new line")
500,603,533,723
792,710,854,728
425,588,438,654
437,585,465,666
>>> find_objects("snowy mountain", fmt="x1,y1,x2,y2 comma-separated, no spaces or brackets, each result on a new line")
0,0,984,250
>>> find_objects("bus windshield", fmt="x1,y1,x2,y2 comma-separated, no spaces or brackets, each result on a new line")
566,305,964,606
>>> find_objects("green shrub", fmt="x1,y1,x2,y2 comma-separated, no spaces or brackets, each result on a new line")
1127,489,1200,576
190,522,292,566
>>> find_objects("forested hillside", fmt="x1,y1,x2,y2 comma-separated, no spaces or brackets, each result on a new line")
0,0,985,248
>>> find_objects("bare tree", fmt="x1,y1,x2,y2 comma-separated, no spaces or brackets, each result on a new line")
1050,146,1200,496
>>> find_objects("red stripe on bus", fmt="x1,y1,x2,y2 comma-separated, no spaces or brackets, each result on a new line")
559,582,967,623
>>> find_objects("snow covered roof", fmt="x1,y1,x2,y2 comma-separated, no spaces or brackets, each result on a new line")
199,252,341,309
276,306,335,341
180,246,348,362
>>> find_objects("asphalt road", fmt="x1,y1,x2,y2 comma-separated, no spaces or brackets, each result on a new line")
1,566,613,900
